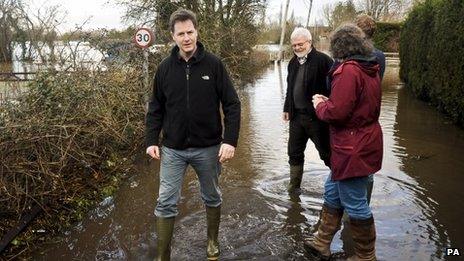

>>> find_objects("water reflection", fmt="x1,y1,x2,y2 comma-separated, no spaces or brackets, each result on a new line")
275,61,285,99
34,62,464,260
392,78,463,259
9,42,106,73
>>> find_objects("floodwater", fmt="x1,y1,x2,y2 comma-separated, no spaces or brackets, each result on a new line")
34,61,464,260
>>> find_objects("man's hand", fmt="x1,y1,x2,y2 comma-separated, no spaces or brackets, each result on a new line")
282,112,289,122
312,94,328,109
146,145,160,160
218,143,235,163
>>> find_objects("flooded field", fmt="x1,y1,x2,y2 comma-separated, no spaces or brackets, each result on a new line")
33,61,464,260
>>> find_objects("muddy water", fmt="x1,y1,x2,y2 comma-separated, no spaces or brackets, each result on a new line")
35,62,464,260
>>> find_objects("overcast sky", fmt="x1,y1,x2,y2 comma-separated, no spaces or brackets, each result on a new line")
30,0,126,31
267,0,340,24
30,0,341,31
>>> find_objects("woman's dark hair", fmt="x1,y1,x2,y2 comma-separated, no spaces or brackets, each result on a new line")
169,9,198,33
329,24,373,59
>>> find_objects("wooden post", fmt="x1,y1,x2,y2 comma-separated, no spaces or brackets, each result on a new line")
305,0,313,28
278,0,290,62
0,202,45,254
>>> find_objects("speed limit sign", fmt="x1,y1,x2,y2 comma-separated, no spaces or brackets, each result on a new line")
134,28,155,48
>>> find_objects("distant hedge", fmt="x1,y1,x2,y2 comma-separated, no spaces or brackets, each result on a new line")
373,22,402,52
400,0,464,126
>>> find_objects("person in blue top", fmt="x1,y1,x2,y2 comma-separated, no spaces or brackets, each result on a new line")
356,14,386,80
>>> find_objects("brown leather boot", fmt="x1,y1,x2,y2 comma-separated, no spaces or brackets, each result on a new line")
304,205,343,260
156,217,175,261
287,165,303,192
206,205,221,260
346,216,376,261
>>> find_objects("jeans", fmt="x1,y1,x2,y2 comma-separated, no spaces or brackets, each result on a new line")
367,174,374,183
323,173,372,220
288,113,331,167
155,145,222,218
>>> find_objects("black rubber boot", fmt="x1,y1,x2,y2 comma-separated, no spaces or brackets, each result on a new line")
287,165,304,193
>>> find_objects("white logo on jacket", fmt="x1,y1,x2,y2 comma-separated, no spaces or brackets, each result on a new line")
202,75,210,80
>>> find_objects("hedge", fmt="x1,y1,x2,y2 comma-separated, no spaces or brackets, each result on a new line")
400,0,464,126
373,22,402,52
0,68,148,257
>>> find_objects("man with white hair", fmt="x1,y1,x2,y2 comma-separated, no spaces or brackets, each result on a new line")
283,27,333,193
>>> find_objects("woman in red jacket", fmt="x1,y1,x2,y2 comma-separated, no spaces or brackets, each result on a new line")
304,24,383,261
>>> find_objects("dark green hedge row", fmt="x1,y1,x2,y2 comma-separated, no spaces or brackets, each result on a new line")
400,0,464,126
373,22,402,52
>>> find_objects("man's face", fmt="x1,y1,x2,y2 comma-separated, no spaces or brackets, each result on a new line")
172,19,198,55
291,36,311,57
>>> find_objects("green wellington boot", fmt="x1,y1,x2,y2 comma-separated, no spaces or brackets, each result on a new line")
304,205,343,260
156,217,175,261
206,206,221,260
287,165,304,193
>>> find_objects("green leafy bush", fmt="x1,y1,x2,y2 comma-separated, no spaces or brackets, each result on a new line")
373,22,402,52
400,0,464,126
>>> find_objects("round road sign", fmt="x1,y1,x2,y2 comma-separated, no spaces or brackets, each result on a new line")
134,28,155,48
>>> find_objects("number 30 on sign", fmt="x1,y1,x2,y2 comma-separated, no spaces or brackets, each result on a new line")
134,28,155,48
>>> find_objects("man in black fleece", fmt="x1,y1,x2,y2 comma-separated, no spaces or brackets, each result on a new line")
145,9,240,261
283,27,333,193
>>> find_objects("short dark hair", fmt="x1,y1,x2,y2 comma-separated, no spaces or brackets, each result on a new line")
329,24,373,59
356,14,376,38
169,9,198,33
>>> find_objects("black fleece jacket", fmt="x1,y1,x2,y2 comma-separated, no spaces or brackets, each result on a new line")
145,42,241,149
284,47,333,120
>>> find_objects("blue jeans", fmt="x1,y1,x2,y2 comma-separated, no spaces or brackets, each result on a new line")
323,173,372,220
367,174,374,183
155,145,222,218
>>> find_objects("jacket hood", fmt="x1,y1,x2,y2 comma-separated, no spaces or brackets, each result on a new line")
170,41,206,63
343,55,380,77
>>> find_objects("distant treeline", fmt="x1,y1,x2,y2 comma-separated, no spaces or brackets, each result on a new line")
59,27,136,42
400,0,464,127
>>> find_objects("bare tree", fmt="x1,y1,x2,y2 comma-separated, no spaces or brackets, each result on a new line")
323,1,357,29
0,0,63,64
357,0,412,21
322,3,334,29
21,4,63,64
115,0,267,75
0,0,26,63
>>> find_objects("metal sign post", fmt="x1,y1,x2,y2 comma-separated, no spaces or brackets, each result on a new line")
143,49,149,90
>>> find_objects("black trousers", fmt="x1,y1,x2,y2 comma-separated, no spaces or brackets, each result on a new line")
288,113,331,167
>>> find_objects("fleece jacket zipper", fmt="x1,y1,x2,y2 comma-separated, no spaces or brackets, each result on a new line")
186,63,191,145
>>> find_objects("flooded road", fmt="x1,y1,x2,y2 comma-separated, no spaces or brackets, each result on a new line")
35,62,464,260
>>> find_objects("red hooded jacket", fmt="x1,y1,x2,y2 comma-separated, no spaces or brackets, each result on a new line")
315,59,383,181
